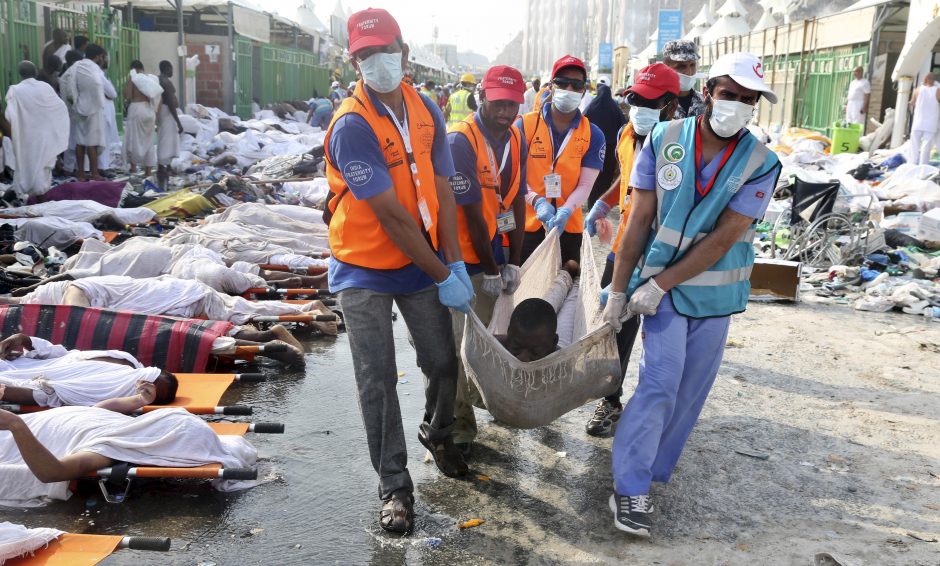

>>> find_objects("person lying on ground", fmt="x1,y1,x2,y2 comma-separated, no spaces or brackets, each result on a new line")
0,333,177,413
2,274,338,335
0,405,257,506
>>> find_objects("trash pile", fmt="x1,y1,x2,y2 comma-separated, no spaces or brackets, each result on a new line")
760,127,940,320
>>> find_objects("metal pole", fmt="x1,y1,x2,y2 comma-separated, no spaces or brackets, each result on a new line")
176,0,186,108
227,2,235,115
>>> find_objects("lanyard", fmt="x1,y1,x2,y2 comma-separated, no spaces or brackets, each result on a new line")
380,101,422,188
548,127,574,172
483,137,511,208
694,117,740,199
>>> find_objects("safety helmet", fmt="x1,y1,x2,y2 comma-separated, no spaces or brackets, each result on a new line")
460,73,476,84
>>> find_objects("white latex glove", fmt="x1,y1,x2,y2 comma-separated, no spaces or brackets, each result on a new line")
481,273,504,298
501,264,521,294
602,291,629,332
628,278,667,316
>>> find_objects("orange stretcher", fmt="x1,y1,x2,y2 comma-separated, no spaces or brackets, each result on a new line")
257,263,327,276
241,287,332,299
1,374,266,416
90,420,283,503
6,533,170,566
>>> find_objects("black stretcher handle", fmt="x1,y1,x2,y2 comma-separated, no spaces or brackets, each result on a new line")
252,422,285,434
312,314,338,322
262,343,288,353
234,373,266,382
319,299,337,307
221,467,258,480
121,536,171,551
222,405,253,416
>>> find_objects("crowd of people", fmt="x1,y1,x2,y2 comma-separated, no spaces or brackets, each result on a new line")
324,7,781,538
0,7,790,544
2,30,184,199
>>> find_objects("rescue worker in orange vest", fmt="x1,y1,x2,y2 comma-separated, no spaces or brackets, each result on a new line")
447,65,528,455
581,63,680,437
515,55,606,264
323,8,472,534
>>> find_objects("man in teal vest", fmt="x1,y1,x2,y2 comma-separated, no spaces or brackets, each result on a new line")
601,52,782,537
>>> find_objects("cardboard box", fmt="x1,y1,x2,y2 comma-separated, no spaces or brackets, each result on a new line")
749,259,802,302
918,208,940,242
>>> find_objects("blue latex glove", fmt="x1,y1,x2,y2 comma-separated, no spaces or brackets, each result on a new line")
447,261,473,294
436,272,473,313
585,200,611,237
549,207,573,231
599,284,610,306
533,197,555,227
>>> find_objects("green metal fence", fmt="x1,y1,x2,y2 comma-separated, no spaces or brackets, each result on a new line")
795,44,869,134
3,0,41,97
235,37,254,119
259,43,331,106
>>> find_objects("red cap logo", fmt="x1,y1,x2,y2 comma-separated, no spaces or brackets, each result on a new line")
753,62,764,78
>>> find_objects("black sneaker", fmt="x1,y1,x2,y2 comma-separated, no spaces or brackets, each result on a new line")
586,399,623,437
609,493,652,537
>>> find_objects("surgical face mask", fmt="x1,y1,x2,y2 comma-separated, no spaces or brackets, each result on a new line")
677,72,697,92
629,106,661,136
707,98,755,138
552,88,582,113
358,52,403,94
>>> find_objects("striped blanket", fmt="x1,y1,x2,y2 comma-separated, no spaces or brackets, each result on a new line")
0,304,233,372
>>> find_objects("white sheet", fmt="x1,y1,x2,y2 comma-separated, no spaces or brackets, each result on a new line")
72,60,106,147
124,101,157,167
4,78,69,198
0,216,103,249
2,199,156,225
0,522,63,563
0,406,257,507
157,105,180,167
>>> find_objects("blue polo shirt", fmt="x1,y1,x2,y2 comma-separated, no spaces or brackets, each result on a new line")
514,102,606,171
630,129,776,219
448,113,529,275
327,86,456,295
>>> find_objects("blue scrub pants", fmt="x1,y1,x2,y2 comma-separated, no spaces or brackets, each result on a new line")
612,294,730,496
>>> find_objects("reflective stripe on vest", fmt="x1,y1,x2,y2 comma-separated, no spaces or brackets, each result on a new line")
451,114,523,264
447,90,473,128
324,80,440,270
521,108,592,233
630,117,780,318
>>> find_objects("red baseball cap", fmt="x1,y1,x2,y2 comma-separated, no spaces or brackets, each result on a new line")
481,65,525,103
626,63,680,100
551,55,587,80
347,8,402,55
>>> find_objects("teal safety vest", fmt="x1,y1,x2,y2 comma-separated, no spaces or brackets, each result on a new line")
447,89,473,127
628,117,781,318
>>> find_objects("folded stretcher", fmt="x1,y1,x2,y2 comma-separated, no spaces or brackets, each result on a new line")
5,533,170,566
89,420,283,503
257,263,327,276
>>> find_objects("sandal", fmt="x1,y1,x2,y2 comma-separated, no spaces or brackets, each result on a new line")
379,489,414,534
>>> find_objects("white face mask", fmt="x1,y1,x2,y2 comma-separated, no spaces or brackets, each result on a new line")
677,73,697,92
629,106,661,136
358,52,403,94
552,89,582,113
708,99,755,138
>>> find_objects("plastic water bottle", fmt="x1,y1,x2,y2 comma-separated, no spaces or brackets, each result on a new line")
925,307,940,321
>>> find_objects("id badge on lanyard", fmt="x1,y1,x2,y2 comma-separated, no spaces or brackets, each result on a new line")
495,211,516,233
382,101,434,232
544,126,573,199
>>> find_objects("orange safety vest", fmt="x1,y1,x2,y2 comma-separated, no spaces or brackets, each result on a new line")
451,115,523,264
521,109,593,233
324,81,440,270
612,122,640,251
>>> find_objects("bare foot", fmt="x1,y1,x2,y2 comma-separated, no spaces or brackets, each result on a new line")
267,324,304,351
90,174,105,181
260,340,304,367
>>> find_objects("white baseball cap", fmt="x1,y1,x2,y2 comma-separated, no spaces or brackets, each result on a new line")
331,80,340,88
707,52,777,104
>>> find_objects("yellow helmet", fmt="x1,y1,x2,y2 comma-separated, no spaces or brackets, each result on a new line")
460,73,476,84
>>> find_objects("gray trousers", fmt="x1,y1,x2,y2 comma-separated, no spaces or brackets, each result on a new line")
339,285,459,500
453,272,497,443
